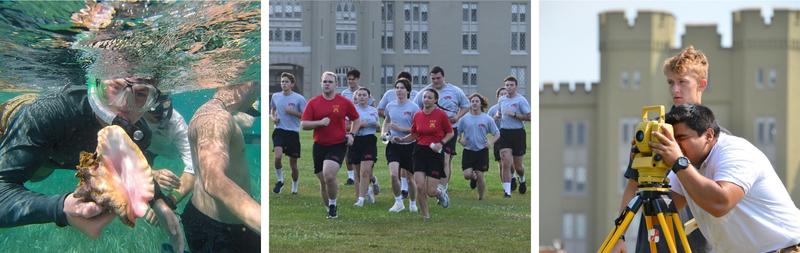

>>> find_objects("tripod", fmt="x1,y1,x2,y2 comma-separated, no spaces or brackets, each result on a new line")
597,183,692,253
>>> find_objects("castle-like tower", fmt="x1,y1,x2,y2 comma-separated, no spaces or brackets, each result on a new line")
540,8,800,253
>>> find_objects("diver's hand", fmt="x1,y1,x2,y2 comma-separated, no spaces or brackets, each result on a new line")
151,198,186,253
610,239,627,253
64,193,115,239
154,169,180,192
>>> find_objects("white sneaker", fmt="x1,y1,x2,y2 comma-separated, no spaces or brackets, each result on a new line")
367,188,375,204
409,203,418,213
388,202,405,213
354,198,364,207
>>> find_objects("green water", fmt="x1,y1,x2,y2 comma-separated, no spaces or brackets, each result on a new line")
0,91,261,252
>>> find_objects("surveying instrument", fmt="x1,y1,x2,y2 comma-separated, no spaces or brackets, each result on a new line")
597,105,692,253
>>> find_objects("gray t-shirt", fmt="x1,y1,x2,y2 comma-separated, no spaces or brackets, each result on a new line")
354,104,379,136
456,113,499,151
413,83,469,120
270,91,306,132
498,94,530,129
378,89,418,111
384,100,420,144
488,104,501,128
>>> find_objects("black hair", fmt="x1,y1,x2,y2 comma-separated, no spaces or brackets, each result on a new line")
395,78,412,99
356,87,371,96
422,88,455,113
429,66,444,76
347,69,361,79
665,104,720,138
397,71,412,81
496,87,507,98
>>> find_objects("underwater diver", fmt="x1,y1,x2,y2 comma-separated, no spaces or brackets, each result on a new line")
0,75,184,242
184,81,261,252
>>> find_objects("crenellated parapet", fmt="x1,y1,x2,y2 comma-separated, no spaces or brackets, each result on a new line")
733,8,800,50
599,10,675,52
540,81,598,94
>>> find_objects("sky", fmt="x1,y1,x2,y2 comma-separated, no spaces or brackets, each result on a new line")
540,0,800,85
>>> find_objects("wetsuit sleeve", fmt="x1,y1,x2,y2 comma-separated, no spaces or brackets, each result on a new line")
0,102,70,227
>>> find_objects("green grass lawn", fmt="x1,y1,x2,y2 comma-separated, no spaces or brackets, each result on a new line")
269,122,531,252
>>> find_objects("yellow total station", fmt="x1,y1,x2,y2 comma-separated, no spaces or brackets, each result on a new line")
631,105,673,185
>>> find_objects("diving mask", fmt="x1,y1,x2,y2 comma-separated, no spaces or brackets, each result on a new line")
100,78,160,113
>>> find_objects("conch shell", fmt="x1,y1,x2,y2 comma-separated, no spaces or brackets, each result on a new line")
75,125,154,227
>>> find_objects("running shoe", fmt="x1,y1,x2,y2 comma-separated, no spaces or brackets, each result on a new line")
511,177,517,191
389,202,405,213
327,204,338,219
273,181,284,194
437,190,450,208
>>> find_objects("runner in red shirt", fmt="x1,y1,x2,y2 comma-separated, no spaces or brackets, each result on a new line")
301,71,359,219
393,88,453,221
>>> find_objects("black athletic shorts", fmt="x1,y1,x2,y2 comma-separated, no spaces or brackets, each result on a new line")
497,128,526,156
493,144,501,161
386,142,415,173
271,128,301,158
347,135,377,164
462,148,489,172
413,145,445,179
312,142,346,174
443,128,458,156
182,202,260,253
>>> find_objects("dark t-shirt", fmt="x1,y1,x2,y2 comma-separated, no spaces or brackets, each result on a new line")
0,85,150,227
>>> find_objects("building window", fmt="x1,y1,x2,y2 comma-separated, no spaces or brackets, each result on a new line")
382,65,395,90
404,65,429,90
335,66,353,89
619,118,639,192
511,3,527,53
565,122,574,147
576,166,586,193
269,0,303,46
382,2,395,52
769,69,777,88
563,213,574,240
336,0,357,49
756,117,777,164
633,71,641,89
461,66,478,93
403,2,429,53
564,167,574,192
756,68,764,89
510,66,527,95
462,2,478,53
620,71,629,88
577,121,586,146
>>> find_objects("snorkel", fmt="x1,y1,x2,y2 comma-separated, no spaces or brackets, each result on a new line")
87,75,150,147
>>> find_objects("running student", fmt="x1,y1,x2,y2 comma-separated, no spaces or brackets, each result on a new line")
412,66,469,192
488,87,517,190
339,69,374,186
351,88,379,207
394,88,453,221
495,76,530,198
383,78,419,213
271,72,306,194
378,71,416,198
457,93,500,200
301,71,359,219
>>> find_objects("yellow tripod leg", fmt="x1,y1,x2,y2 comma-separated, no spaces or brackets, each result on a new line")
597,210,637,253
672,213,692,253
656,213,678,253
644,216,658,253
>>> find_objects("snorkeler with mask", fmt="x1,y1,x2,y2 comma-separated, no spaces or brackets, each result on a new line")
0,73,184,251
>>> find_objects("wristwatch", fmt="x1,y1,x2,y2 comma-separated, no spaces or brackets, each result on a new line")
671,156,690,173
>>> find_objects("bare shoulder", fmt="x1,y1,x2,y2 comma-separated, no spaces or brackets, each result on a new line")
189,102,234,140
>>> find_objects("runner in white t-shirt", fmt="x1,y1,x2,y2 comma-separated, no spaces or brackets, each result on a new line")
650,104,800,253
